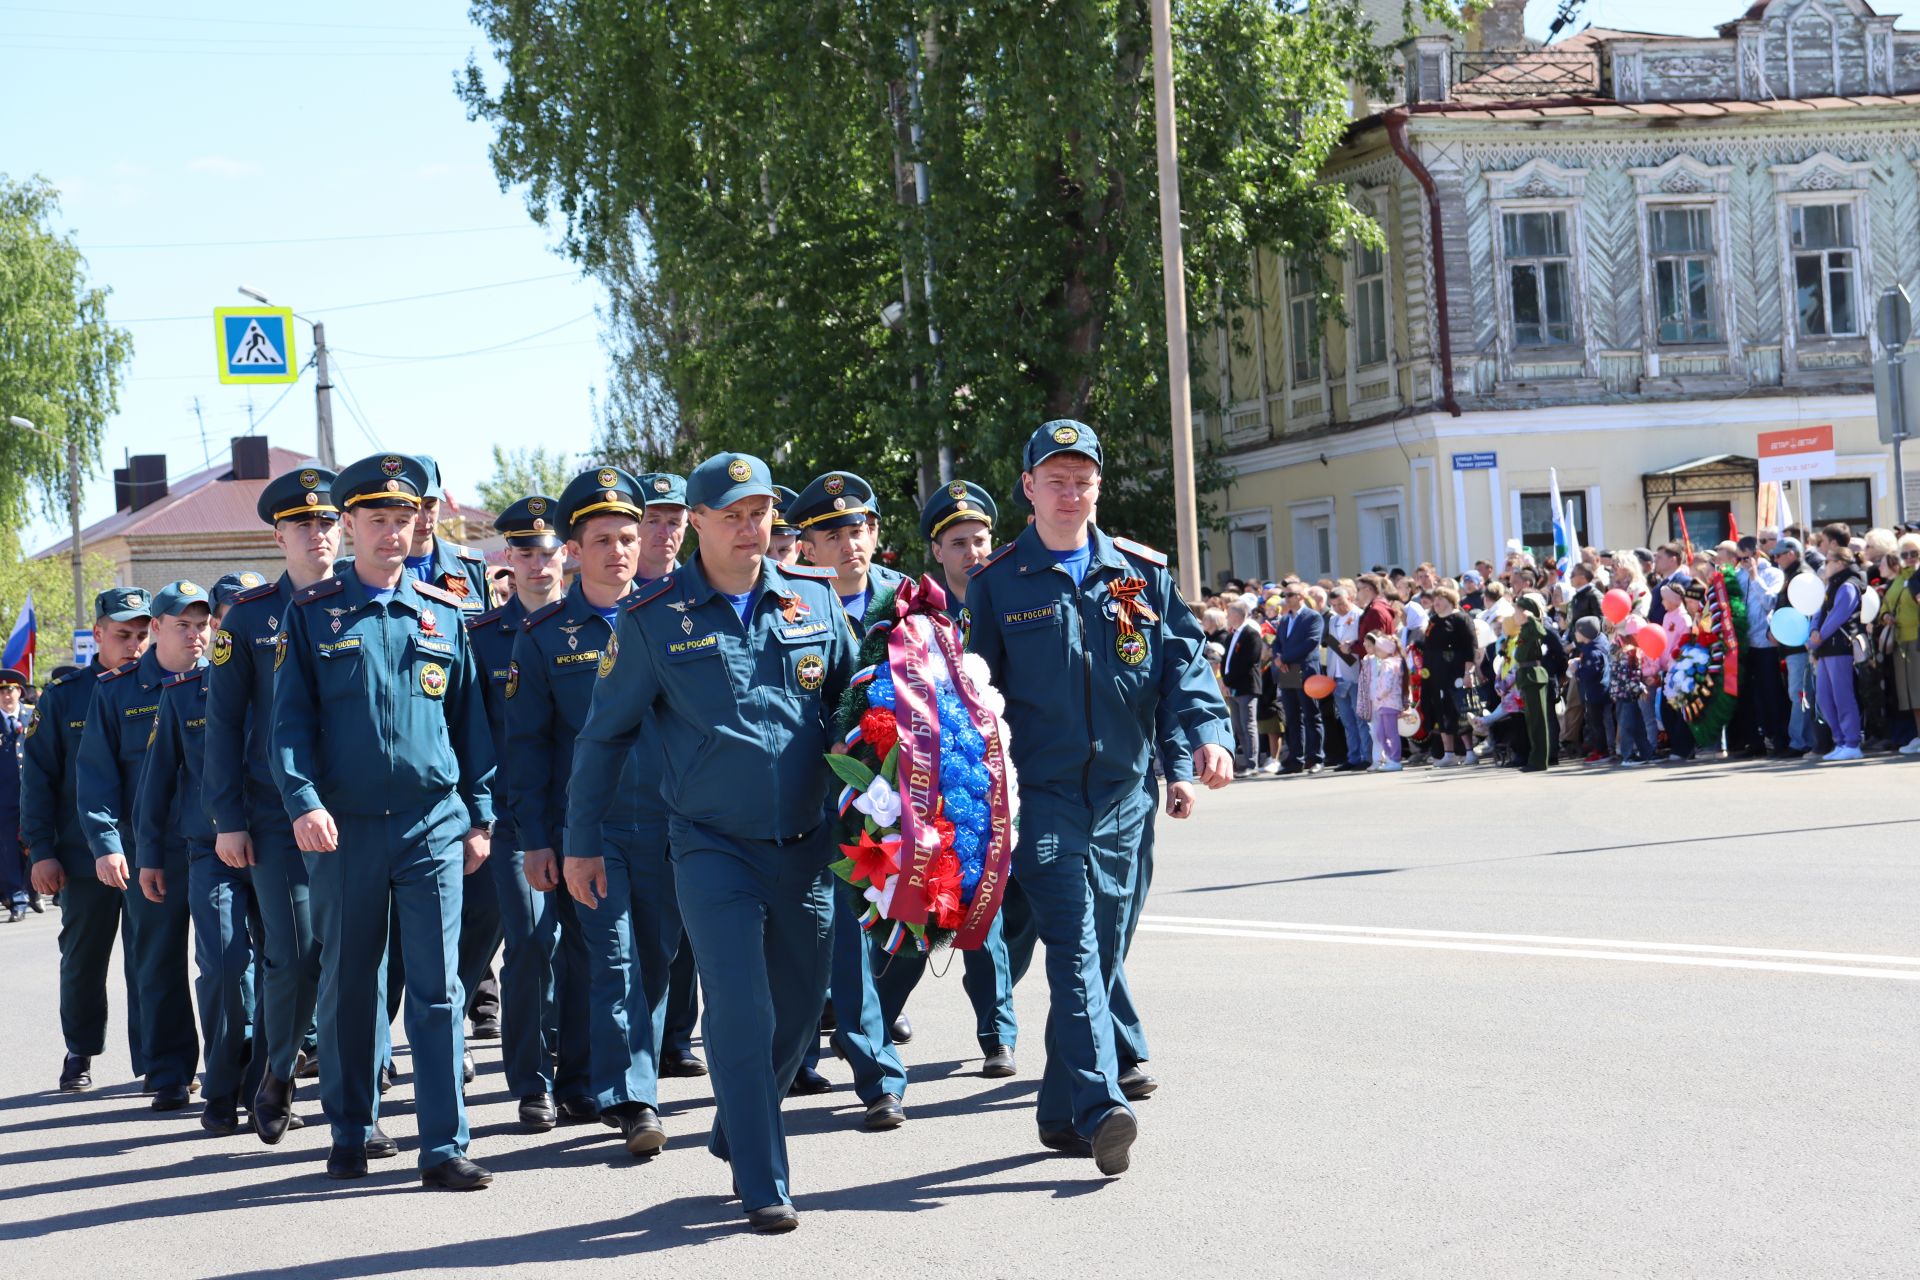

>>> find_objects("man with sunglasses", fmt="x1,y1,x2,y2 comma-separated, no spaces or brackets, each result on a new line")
1733,535,1788,758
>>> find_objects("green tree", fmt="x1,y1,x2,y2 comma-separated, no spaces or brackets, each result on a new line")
462,0,1452,556
476,443,576,512
0,175,134,531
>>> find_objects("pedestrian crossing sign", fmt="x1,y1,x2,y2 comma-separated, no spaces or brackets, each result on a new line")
215,306,299,385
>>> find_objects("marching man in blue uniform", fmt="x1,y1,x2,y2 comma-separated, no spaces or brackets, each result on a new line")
137,576,263,1136
205,464,340,1142
569,452,853,1233
79,579,209,1111
466,493,572,1132
271,453,497,1190
512,466,647,1143
964,420,1232,1175
789,469,915,1130
0,668,28,922
23,588,153,1092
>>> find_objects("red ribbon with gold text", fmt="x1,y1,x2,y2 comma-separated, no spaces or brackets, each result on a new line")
879,577,946,928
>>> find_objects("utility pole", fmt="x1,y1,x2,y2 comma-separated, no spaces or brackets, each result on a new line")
1150,0,1202,598
1879,286,1913,523
67,434,83,631
312,320,337,469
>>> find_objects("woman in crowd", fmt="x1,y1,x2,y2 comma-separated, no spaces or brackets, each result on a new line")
1810,545,1866,761
1885,533,1920,754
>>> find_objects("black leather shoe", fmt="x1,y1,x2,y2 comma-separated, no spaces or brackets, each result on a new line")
327,1144,368,1180
557,1095,599,1125
28,893,46,913
518,1092,558,1132
462,1049,476,1085
142,1075,157,1095
889,1013,913,1044
201,1094,245,1136
469,1015,501,1041
787,1067,831,1097
818,1002,836,1033
661,1050,708,1077
293,1049,319,1079
1091,1108,1137,1176
746,1203,799,1233
862,1093,905,1131
58,1053,91,1092
253,1070,295,1145
1039,1127,1092,1156
366,1124,398,1159
378,1064,393,1095
152,1083,191,1111
421,1156,492,1190
620,1106,667,1157
981,1044,1016,1078
1118,1065,1159,1100
6,905,21,923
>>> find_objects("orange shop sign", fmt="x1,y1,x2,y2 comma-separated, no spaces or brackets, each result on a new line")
1756,425,1836,483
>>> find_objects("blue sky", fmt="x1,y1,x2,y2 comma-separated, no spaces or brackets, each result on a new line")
3,1,604,551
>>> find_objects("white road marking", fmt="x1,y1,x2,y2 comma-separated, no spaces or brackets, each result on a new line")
1136,916,1920,981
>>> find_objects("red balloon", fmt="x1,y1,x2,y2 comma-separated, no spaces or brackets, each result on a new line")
1633,626,1666,659
1303,674,1336,700
1602,588,1632,624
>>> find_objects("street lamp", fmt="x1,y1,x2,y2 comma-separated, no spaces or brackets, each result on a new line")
235,285,336,468
7,415,86,632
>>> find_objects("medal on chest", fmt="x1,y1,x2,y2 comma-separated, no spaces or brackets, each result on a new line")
419,608,440,637
1105,576,1158,667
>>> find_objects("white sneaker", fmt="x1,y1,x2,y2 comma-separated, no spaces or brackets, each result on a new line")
1435,753,1456,768
1260,759,1282,775
1823,745,1864,762
1460,751,1480,766
1619,757,1647,768
1379,760,1403,772
1899,739,1920,756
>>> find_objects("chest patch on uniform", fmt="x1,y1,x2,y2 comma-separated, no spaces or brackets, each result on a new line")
504,661,519,699
665,633,720,659
1002,604,1058,629
778,621,830,641
318,637,362,656
1116,630,1148,666
554,650,601,668
211,630,234,665
419,662,447,698
127,702,160,719
796,653,826,691
598,636,618,679
415,637,455,658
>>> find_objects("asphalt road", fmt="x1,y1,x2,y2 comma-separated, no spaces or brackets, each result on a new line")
3,755,1916,1278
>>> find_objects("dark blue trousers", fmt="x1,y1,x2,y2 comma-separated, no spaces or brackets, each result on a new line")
127,842,198,1090
577,822,682,1112
54,870,144,1070
188,847,265,1103
247,784,319,1081
487,840,562,1099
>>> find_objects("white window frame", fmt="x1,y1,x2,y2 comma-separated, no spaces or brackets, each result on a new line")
1769,152,1875,374
1487,160,1591,376
1353,486,1408,573
1289,497,1337,581
1285,257,1324,388
1628,157,1737,367
1225,507,1275,585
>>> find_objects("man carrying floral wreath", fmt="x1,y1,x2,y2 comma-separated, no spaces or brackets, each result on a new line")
964,419,1233,1176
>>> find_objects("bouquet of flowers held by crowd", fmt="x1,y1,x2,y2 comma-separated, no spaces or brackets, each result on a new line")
824,576,1018,954
1661,566,1747,744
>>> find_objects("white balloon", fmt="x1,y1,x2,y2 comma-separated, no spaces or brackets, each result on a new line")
1787,571,1825,615
1861,586,1881,626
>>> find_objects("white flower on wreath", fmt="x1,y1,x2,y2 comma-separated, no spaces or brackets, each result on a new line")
960,652,1006,718
863,876,897,914
853,774,901,828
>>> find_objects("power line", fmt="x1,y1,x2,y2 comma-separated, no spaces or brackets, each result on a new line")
332,313,594,363
1,30,471,48
117,272,580,324
85,224,531,251
6,44,471,57
324,357,384,452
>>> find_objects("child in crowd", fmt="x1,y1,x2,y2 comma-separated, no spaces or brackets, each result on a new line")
1609,624,1658,766
1572,617,1612,763
1357,631,1407,772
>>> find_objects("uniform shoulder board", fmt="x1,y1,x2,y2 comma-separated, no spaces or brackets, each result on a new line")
234,580,279,605
973,542,1019,576
49,667,83,688
467,604,506,630
98,661,137,683
524,599,567,629
627,576,677,612
161,669,200,689
448,543,483,564
293,577,346,606
413,579,462,608
1112,536,1168,568
784,564,838,581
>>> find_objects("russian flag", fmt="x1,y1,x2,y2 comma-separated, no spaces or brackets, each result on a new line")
3,590,36,683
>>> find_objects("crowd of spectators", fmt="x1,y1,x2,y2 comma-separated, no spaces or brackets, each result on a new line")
1192,520,1918,775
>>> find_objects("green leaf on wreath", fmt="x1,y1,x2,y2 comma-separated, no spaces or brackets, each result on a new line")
881,741,900,783
825,752,876,792
828,856,857,881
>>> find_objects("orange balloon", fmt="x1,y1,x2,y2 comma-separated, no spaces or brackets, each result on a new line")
1303,674,1336,700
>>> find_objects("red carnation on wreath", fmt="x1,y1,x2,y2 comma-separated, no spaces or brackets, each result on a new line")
859,706,899,760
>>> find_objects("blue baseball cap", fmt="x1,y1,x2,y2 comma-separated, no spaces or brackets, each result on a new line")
687,453,776,510
1023,419,1102,471
211,571,268,608
417,455,446,501
636,472,689,508
151,579,212,617
95,586,153,622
